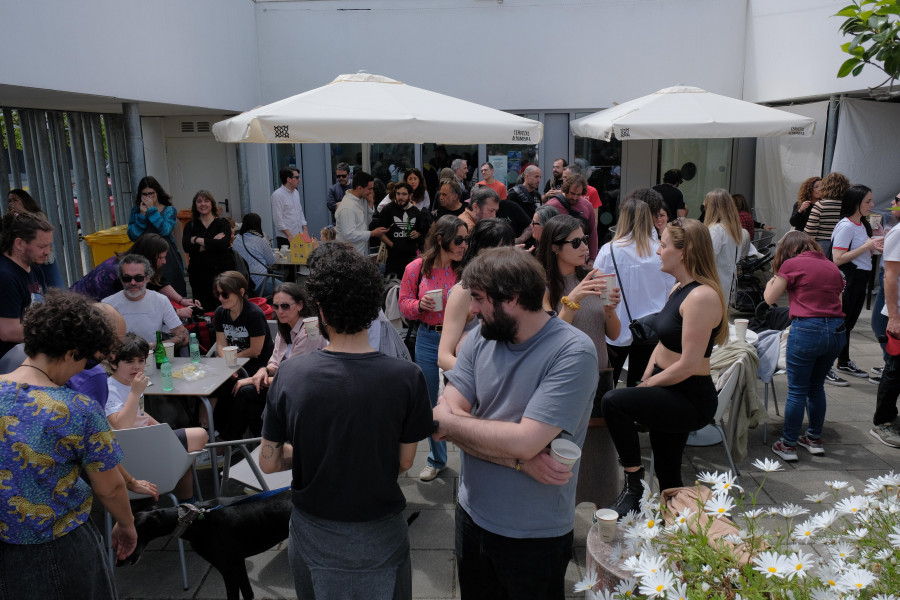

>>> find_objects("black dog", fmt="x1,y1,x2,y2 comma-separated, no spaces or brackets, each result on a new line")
130,490,292,600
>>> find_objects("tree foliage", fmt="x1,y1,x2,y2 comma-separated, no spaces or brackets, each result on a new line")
836,0,900,92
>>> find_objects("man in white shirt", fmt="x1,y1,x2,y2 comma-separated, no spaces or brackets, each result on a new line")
873,192,900,448
335,171,388,256
271,167,309,248
102,254,187,350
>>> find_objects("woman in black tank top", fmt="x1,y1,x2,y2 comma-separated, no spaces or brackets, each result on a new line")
601,219,727,517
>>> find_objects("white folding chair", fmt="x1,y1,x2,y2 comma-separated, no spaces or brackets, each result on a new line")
106,424,205,590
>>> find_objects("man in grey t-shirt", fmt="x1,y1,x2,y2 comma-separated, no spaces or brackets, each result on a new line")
434,247,598,600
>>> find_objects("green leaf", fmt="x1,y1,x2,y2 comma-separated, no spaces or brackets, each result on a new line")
869,14,889,29
852,63,866,75
836,6,861,17
838,56,863,77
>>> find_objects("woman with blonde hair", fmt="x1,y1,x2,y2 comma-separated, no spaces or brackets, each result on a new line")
791,176,823,232
595,196,674,387
703,188,745,302
804,172,850,255
602,219,726,515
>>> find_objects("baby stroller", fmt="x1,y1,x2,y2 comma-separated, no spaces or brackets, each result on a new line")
730,230,776,314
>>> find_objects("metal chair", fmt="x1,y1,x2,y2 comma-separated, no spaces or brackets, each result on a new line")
105,424,205,590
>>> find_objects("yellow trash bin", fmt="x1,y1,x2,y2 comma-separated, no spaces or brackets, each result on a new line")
83,225,132,267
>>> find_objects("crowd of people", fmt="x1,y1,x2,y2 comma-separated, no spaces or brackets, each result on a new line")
3,160,900,600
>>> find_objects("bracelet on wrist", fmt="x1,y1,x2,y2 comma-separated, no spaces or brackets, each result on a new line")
514,459,522,471
560,296,581,311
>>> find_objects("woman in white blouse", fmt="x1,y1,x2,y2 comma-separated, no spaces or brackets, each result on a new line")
231,282,326,436
703,189,745,303
594,195,675,387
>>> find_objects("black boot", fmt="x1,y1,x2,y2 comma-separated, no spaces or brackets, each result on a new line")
609,468,645,518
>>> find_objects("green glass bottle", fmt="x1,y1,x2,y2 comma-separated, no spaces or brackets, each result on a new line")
154,331,166,370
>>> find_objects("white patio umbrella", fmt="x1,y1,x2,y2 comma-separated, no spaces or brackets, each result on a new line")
213,73,542,144
570,86,816,141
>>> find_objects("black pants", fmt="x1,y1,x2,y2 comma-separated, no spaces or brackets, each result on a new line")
608,343,655,388
875,352,900,425
839,267,869,364
601,368,717,491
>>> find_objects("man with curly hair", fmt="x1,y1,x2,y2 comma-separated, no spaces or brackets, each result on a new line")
260,242,433,600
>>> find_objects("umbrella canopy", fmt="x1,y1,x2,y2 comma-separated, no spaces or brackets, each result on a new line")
570,86,816,142
213,73,542,145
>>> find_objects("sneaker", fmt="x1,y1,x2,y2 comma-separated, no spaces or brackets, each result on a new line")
772,440,799,462
869,373,882,384
825,368,849,387
837,360,868,378
870,422,900,448
195,451,225,469
797,435,825,456
419,465,444,482
870,365,885,377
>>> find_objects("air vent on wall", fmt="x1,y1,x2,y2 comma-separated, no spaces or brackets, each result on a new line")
181,121,195,133
196,121,211,133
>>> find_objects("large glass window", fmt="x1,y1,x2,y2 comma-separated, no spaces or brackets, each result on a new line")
574,114,622,231
271,143,299,188
423,143,477,200
370,143,414,185
486,113,539,189
330,143,363,181
658,139,733,218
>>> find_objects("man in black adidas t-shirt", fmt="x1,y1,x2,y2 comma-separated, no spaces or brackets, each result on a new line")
369,183,429,278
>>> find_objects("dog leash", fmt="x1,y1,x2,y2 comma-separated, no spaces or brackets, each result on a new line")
172,487,291,538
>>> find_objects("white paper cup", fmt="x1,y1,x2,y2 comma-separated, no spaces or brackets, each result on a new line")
425,289,443,311
280,245,289,254
594,273,616,304
223,346,238,368
870,214,882,230
162,341,175,361
303,317,319,340
594,508,619,543
550,438,581,469
734,319,749,342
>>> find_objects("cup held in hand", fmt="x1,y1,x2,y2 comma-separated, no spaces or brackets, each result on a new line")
550,438,581,469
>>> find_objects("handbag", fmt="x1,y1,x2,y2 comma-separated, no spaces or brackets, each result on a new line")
609,243,659,346
402,262,426,360
376,241,389,266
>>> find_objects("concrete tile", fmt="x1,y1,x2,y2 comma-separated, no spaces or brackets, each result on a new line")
401,476,458,509
114,547,211,599
197,550,295,599
407,507,457,550
411,550,457,598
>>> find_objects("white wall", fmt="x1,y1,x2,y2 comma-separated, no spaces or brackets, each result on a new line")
255,0,747,111
0,0,260,112
745,0,888,103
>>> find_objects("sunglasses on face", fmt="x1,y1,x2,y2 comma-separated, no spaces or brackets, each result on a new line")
273,303,295,311
452,236,470,245
217,290,230,299
559,235,589,249
120,275,146,283
336,174,349,179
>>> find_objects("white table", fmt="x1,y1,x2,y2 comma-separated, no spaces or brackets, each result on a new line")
144,356,248,497
273,256,310,282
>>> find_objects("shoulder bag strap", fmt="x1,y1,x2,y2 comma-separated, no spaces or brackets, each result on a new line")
609,244,633,322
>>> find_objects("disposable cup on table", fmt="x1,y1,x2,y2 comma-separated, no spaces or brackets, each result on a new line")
162,341,175,361
223,346,238,368
593,508,619,543
734,319,749,342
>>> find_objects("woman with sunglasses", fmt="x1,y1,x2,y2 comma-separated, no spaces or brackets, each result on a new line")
127,176,187,297
71,233,202,317
400,215,468,482
437,219,515,372
183,190,236,311
594,196,674,388
601,219,726,516
212,271,274,439
537,214,621,507
230,282,326,437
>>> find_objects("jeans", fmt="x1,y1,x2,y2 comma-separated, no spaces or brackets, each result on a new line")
839,268,869,365
782,316,845,446
415,325,445,469
0,520,118,599
875,353,900,425
872,268,888,363
455,505,572,600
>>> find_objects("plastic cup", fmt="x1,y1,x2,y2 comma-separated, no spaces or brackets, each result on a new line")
870,214,882,231
162,342,175,360
303,317,319,340
550,438,581,469
734,319,749,342
425,289,443,311
594,273,616,305
594,508,619,543
223,346,238,368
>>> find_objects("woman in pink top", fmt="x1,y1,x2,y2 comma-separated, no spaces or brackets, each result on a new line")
400,215,468,481
764,231,845,462
231,282,326,437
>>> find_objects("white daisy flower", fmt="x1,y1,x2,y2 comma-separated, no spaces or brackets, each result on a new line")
608,543,623,564
701,564,712,575
817,564,842,589
887,530,900,547
830,541,856,560
671,581,688,600
713,472,743,495
804,492,829,503
845,527,868,541
633,553,667,579
873,548,892,561
636,515,662,540
752,551,791,579
774,503,809,518
619,510,639,527
587,589,617,600
834,495,868,515
864,476,892,495
752,457,783,472
573,567,599,592
723,534,744,544
810,589,839,600
741,508,766,519
836,566,876,592
813,509,838,529
671,507,694,532
825,480,850,491
786,550,815,579
638,570,676,600
704,494,736,518
621,554,641,572
791,519,820,543
871,594,899,600
615,577,637,599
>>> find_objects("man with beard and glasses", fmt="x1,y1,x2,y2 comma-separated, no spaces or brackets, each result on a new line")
369,182,429,279
260,242,433,600
101,254,187,350
432,247,597,600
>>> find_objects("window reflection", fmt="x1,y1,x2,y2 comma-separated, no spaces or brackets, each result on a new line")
658,139,733,218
